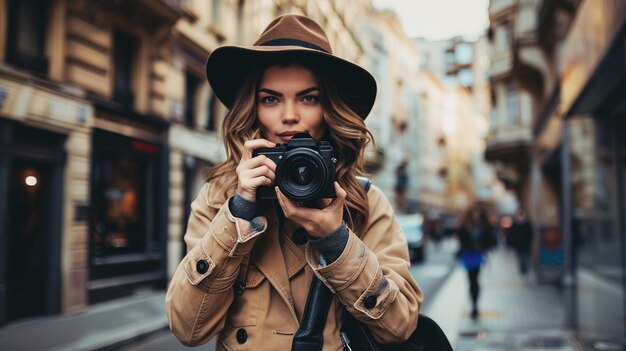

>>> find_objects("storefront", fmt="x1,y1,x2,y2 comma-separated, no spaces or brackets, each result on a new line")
560,1,626,346
88,103,169,303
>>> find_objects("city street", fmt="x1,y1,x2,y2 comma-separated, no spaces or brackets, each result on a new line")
1,0,625,350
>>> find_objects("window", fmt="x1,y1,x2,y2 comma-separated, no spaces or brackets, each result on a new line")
206,92,217,131
454,43,473,65
92,157,144,254
457,68,474,88
444,51,455,66
6,0,49,74
113,30,137,107
506,84,520,123
503,20,514,47
184,71,200,128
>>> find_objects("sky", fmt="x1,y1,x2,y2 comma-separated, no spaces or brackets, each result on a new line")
372,0,490,41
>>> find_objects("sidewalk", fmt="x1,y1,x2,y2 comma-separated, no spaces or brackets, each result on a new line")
0,248,590,351
0,292,167,351
424,248,586,351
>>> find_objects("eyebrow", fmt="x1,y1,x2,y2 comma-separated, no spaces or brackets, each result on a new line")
258,87,319,97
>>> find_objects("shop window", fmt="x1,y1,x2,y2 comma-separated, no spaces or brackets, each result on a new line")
5,0,49,74
113,30,137,108
90,130,163,258
184,71,200,128
92,157,143,253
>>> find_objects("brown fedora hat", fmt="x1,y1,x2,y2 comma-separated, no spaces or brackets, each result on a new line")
205,14,377,120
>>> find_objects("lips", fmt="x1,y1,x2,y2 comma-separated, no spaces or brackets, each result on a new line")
278,131,304,141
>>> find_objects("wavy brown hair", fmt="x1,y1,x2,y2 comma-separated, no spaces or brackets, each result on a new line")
208,60,375,236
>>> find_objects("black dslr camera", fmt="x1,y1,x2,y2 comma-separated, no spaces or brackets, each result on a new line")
253,132,337,202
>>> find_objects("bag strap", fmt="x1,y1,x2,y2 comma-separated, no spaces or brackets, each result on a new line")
291,276,334,351
356,176,372,193
292,177,372,351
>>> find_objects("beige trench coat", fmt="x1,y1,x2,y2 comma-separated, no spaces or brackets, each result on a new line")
165,177,422,350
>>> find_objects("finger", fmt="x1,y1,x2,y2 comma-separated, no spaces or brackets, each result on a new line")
240,176,273,193
245,155,277,172
242,139,276,160
244,165,276,182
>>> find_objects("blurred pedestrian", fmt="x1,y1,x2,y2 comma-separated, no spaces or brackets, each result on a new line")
394,160,409,212
165,14,422,350
507,208,533,276
457,205,497,320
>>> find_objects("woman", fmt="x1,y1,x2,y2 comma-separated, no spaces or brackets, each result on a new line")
457,205,496,320
165,14,422,350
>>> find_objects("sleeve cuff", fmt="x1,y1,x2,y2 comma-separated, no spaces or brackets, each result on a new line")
228,194,257,220
307,221,349,265
182,202,267,291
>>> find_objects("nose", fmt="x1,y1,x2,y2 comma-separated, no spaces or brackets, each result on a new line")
281,100,300,124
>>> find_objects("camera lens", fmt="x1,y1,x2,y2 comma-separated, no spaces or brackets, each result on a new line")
292,165,313,185
276,148,329,202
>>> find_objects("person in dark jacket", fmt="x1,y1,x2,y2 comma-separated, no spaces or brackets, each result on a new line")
457,205,496,320
507,209,533,276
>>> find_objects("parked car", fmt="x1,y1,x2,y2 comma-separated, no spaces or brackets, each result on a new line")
396,213,425,263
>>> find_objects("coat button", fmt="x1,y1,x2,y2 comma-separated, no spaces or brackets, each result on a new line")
236,328,247,344
363,295,377,309
293,228,308,245
234,281,245,295
196,259,209,274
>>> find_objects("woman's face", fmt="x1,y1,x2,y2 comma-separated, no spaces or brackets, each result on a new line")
257,64,325,143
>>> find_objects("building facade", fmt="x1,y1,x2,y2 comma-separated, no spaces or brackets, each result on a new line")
0,0,380,327
486,0,626,345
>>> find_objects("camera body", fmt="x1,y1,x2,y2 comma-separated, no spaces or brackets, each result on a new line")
253,132,337,202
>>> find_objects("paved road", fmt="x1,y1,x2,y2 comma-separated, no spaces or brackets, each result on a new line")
117,239,458,351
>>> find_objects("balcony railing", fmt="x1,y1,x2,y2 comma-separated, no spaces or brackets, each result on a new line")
485,123,533,162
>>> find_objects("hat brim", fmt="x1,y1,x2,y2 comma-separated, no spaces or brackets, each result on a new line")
206,45,377,120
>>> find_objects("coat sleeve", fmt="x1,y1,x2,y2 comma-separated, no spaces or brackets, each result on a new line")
305,185,422,343
165,182,267,346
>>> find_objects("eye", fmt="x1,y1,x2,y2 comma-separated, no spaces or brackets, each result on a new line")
260,96,279,105
301,95,320,104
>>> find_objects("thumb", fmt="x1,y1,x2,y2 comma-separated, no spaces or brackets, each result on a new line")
329,182,347,209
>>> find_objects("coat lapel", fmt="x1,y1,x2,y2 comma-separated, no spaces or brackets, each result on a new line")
251,206,299,324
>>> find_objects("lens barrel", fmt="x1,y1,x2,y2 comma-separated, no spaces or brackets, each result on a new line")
276,148,329,202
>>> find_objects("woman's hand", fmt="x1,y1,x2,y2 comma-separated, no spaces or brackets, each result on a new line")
236,139,277,201
275,182,347,238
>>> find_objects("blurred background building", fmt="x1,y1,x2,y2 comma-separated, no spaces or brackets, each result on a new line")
0,0,624,348
486,0,626,344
